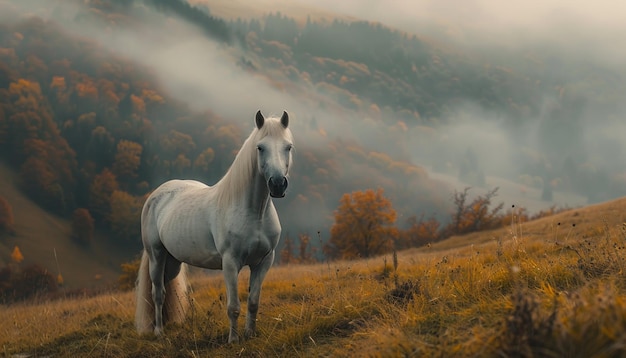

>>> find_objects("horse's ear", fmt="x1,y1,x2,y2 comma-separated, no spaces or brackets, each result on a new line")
255,110,264,129
280,111,289,128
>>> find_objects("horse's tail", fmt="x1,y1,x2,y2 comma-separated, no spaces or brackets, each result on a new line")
135,250,154,334
135,250,190,334
163,261,190,326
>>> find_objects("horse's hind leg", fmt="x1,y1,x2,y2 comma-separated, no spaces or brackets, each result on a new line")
146,244,168,335
245,251,275,338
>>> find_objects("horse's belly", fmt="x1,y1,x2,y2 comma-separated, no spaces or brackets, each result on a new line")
162,231,223,269
166,240,222,269
186,252,223,270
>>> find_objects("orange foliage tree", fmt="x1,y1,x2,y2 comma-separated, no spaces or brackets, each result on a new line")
11,246,24,264
397,214,440,249
297,233,317,263
109,190,144,240
193,147,215,177
112,139,143,186
89,168,119,222
280,233,317,265
279,234,296,264
325,188,398,260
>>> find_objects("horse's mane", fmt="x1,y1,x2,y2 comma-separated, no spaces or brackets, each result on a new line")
215,116,293,208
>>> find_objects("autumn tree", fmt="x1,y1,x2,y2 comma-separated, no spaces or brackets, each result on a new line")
19,156,64,211
63,112,97,161
112,139,143,186
89,168,119,222
86,126,116,168
297,233,317,263
2,77,77,213
109,190,143,240
71,208,95,245
280,233,317,264
325,188,398,260
118,257,141,291
397,214,440,249
11,246,24,264
172,153,191,177
193,147,215,177
159,129,196,158
279,234,296,264
0,196,15,235
4,79,48,160
442,187,504,237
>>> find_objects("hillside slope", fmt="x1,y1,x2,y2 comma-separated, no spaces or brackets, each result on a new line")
2,196,625,356
428,195,626,253
0,162,136,289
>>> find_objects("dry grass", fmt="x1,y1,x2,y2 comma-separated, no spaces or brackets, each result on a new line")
2,197,626,357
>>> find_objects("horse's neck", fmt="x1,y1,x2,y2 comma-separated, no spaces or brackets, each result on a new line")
249,172,272,218
217,165,271,219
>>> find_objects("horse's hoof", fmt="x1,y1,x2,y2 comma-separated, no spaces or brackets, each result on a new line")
154,327,163,336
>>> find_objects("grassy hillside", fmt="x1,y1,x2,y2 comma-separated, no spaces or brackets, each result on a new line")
2,197,625,357
0,162,137,289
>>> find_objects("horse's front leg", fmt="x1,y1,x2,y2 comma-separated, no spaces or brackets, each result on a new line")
245,250,275,338
222,253,242,343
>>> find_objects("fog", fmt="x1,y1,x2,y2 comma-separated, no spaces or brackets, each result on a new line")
292,0,626,202
294,0,626,62
4,0,625,232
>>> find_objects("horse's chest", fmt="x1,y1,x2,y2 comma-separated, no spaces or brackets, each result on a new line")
227,221,280,266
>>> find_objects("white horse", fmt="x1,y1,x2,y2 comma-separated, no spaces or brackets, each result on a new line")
135,111,293,343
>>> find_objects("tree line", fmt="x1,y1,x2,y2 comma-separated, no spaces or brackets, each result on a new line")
279,186,565,263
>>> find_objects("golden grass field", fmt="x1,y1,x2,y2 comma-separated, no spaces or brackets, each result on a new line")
1,197,626,357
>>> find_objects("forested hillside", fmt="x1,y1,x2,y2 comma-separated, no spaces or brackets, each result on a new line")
226,8,626,204
0,0,450,273
0,0,625,285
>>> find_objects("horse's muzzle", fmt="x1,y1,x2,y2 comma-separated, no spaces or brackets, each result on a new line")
268,176,288,198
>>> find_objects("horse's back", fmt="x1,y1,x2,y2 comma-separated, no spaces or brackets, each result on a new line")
145,179,207,208
152,179,208,195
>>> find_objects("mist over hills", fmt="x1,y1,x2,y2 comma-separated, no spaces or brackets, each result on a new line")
0,0,624,278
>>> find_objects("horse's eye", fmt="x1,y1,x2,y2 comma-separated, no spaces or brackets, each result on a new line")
257,145,264,152
286,144,293,151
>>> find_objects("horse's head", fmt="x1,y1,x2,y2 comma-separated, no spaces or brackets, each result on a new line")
254,110,293,198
